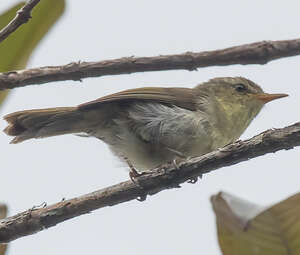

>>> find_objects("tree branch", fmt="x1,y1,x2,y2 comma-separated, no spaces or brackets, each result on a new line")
1,38,300,90
0,0,41,44
0,204,7,255
0,122,300,243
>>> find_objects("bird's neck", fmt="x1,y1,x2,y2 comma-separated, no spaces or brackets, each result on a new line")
204,98,262,149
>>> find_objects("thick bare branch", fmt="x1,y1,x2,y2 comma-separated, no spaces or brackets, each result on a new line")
0,122,300,243
1,38,300,90
0,0,41,43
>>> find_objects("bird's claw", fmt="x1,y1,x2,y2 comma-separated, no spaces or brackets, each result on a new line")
187,173,203,184
129,167,145,181
188,177,198,184
137,194,147,202
172,158,180,170
124,157,145,182
124,157,148,201
129,170,148,202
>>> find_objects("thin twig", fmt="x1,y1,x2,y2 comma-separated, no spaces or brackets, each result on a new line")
0,122,300,243
0,0,41,43
1,38,300,90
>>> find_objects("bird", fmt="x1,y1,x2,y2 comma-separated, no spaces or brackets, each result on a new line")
3,77,288,172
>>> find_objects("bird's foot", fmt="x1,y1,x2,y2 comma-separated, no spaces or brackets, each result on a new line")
172,158,180,170
187,173,203,184
124,157,148,201
124,157,143,181
129,169,148,202
136,193,147,202
129,167,147,182
188,176,198,184
172,155,192,170
171,156,201,184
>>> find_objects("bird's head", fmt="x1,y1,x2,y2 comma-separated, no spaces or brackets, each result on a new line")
195,77,288,140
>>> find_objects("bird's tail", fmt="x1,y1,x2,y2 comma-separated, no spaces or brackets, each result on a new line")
3,107,86,143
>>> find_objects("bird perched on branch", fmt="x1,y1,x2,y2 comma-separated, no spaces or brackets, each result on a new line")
3,77,287,173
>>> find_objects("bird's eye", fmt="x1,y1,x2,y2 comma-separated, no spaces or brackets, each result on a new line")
235,84,247,92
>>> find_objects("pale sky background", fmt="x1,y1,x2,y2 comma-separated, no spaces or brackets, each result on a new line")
1,1,300,254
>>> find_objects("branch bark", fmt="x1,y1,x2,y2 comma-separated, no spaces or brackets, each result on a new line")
1,38,300,90
0,0,41,43
0,204,7,255
0,122,300,243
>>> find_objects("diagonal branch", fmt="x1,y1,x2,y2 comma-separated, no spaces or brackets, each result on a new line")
1,38,300,90
0,204,7,255
0,0,41,43
0,122,300,243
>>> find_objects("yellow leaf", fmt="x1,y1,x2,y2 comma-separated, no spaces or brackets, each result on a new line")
211,192,300,255
0,0,65,108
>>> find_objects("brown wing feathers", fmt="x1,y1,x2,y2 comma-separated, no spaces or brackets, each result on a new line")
4,87,196,143
78,87,196,111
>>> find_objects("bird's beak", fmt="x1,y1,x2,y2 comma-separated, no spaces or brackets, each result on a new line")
255,93,289,103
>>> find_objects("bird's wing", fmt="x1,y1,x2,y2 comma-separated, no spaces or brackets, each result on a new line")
78,87,197,111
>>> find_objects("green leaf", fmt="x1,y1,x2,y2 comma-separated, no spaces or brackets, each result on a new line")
211,192,300,255
0,0,65,108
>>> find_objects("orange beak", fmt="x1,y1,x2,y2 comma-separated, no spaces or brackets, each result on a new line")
255,93,288,103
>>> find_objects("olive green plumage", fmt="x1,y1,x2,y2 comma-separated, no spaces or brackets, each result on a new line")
3,77,287,170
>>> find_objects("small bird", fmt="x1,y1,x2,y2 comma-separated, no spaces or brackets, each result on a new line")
4,77,287,171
